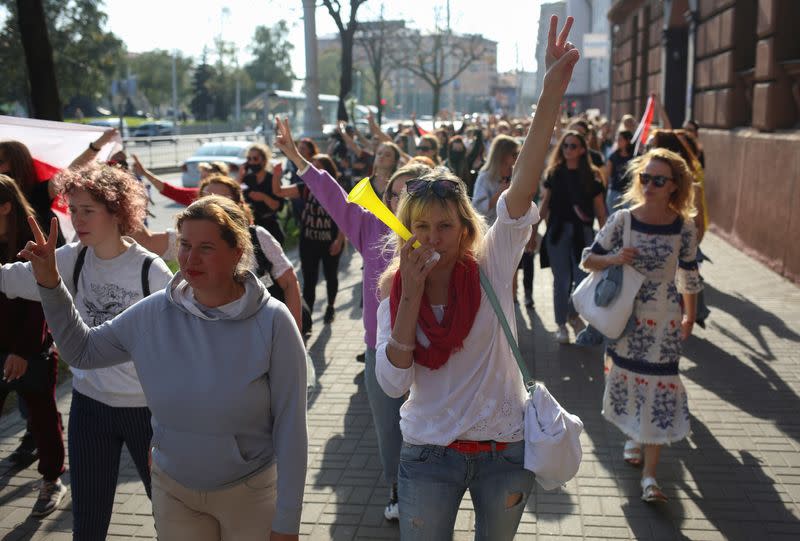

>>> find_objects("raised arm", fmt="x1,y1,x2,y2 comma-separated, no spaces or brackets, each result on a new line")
274,117,376,254
271,163,300,199
69,128,119,170
507,16,580,219
18,217,131,369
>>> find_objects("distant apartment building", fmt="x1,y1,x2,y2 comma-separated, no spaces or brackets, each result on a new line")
318,22,497,116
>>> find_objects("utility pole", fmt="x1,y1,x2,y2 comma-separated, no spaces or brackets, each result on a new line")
171,51,178,127
302,0,323,137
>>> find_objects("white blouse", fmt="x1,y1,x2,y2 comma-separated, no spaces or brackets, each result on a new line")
376,192,539,446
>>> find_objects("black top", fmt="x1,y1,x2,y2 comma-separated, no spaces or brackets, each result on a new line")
243,172,283,223
607,150,633,192
588,148,605,168
543,166,604,227
295,181,340,244
28,180,65,246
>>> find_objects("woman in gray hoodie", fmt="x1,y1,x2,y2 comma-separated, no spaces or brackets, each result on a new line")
19,196,307,541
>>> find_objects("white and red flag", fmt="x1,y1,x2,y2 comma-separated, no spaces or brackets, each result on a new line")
632,95,655,155
0,115,123,239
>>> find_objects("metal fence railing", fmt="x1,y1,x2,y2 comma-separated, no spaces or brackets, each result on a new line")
123,131,262,170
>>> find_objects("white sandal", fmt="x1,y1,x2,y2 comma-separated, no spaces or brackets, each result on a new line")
623,440,642,466
641,477,667,503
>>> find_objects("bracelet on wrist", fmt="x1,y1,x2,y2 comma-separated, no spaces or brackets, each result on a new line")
388,335,415,352
89,141,101,152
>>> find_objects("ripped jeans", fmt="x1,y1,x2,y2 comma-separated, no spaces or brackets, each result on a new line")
398,440,534,541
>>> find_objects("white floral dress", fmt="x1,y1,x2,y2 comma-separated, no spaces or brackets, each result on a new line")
581,211,702,444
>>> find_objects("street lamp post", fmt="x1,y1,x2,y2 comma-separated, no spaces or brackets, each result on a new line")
303,0,323,137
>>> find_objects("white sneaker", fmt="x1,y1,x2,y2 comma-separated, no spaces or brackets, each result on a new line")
384,484,399,521
568,316,586,335
384,499,399,521
555,325,570,344
31,478,67,517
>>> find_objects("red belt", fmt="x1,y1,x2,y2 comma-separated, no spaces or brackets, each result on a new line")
446,440,507,454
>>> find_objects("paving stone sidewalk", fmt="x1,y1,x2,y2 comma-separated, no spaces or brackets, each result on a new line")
0,231,799,540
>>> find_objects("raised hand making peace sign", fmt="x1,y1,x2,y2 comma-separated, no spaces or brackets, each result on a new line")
543,15,580,94
18,216,61,289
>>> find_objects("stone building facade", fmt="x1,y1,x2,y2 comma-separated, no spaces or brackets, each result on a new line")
608,0,800,282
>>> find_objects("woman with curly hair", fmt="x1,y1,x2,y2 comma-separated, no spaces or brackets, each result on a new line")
0,163,173,540
582,148,702,504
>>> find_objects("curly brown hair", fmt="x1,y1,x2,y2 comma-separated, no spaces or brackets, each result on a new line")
54,164,147,235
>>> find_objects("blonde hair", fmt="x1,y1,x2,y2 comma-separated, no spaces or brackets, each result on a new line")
197,174,254,224
380,168,487,288
622,148,697,221
175,195,255,282
382,163,432,206
480,134,519,180
247,143,272,163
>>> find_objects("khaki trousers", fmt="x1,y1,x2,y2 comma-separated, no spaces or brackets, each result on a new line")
151,462,277,541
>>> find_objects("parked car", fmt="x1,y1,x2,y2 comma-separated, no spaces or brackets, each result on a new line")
88,118,129,138
180,141,253,187
133,121,175,137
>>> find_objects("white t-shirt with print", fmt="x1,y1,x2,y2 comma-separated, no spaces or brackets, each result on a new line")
0,240,173,407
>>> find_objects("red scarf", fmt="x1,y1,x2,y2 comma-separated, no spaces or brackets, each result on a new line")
389,257,481,370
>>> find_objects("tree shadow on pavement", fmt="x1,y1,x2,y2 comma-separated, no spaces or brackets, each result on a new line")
311,371,395,540
703,283,800,360
671,416,798,540
682,336,800,447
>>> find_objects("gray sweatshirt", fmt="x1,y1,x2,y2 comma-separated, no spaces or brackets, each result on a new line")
38,271,308,534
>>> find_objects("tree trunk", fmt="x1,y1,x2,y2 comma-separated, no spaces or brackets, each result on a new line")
338,31,355,122
432,85,441,129
376,83,383,125
17,0,62,120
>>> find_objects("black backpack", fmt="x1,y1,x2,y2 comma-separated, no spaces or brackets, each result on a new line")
249,226,312,336
72,246,155,297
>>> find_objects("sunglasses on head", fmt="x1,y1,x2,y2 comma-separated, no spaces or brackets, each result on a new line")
562,142,580,151
405,178,461,199
639,172,672,187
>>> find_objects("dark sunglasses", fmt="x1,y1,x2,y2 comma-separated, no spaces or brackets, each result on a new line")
639,172,672,187
405,179,461,198
562,142,580,151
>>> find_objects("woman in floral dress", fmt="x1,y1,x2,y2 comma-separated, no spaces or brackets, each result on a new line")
581,148,702,503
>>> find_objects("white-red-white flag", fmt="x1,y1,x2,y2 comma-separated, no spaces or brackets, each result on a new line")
0,115,123,240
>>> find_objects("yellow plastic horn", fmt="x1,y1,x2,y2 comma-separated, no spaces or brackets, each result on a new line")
347,177,421,248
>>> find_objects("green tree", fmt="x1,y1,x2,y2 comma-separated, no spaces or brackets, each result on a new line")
190,52,216,121
127,50,193,114
244,22,295,92
0,0,124,114
318,48,342,96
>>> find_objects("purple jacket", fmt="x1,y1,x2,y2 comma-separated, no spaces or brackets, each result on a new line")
299,166,391,349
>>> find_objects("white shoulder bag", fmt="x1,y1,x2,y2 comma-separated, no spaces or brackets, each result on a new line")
480,270,583,490
572,209,645,339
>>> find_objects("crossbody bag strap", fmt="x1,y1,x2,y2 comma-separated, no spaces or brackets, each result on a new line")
478,269,535,390
623,209,632,248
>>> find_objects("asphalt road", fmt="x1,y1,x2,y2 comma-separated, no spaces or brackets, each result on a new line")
146,171,187,233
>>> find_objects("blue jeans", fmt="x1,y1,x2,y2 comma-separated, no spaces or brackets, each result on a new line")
546,222,593,325
398,441,534,541
606,188,627,215
364,348,404,487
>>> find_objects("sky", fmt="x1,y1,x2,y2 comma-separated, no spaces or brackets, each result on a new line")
102,0,545,80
